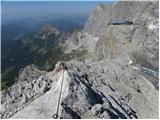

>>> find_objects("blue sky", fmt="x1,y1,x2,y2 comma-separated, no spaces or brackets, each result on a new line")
1,1,113,21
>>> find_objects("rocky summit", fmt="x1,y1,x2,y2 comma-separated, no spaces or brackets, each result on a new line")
0,1,159,119
36,24,60,40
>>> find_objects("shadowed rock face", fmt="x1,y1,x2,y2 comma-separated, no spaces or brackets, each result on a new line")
1,1,159,119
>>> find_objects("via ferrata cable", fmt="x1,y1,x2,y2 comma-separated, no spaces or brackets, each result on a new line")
53,69,65,119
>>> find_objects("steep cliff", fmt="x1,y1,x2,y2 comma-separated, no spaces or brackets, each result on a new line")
84,1,158,37
1,1,159,119
64,1,159,90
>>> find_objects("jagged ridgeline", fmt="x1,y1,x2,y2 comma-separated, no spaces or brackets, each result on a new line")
1,1,159,119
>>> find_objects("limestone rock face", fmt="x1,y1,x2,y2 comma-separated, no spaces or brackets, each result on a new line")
91,1,159,91
0,65,50,118
17,65,46,82
64,1,159,90
1,1,159,119
84,1,158,37
2,60,158,119
64,31,98,56
53,61,66,73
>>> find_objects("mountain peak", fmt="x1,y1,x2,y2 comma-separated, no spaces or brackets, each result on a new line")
37,23,60,40
40,24,60,35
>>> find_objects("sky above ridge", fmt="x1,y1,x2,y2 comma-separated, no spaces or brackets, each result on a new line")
1,1,113,21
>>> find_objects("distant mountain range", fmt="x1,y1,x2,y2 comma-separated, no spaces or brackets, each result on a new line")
2,16,87,43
